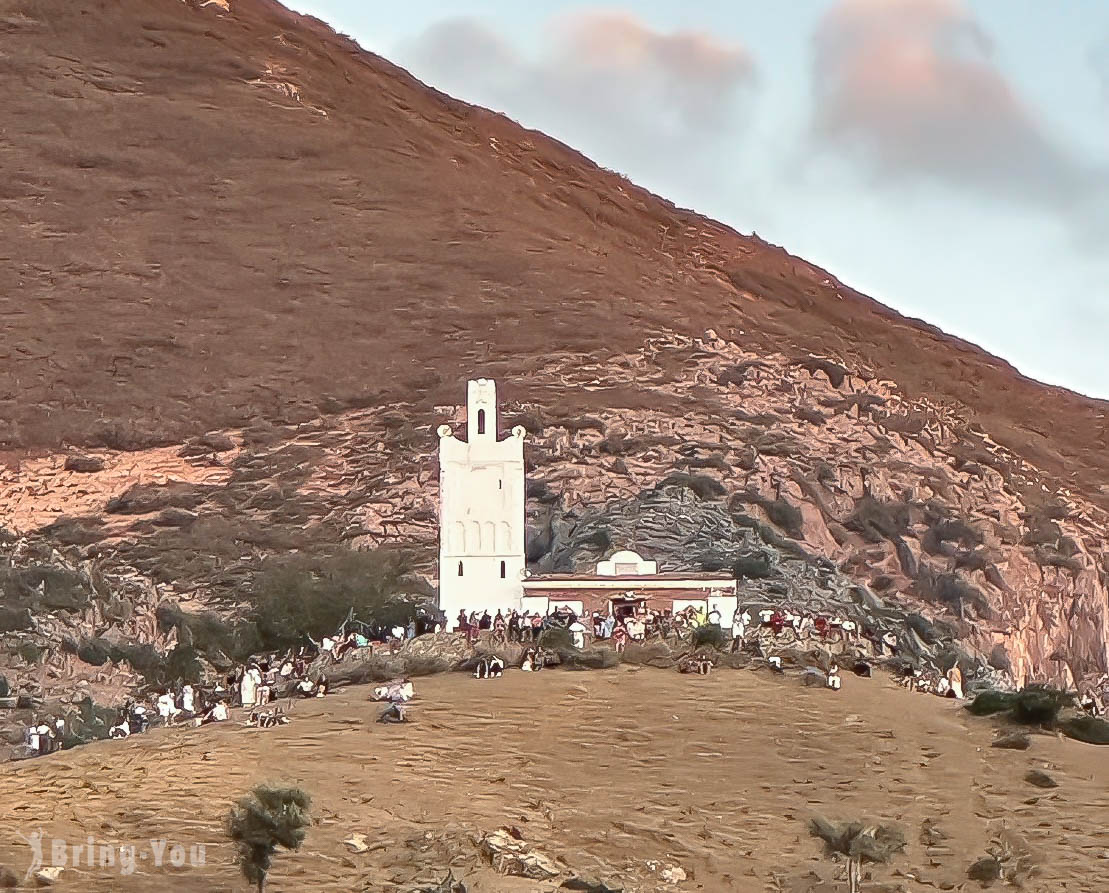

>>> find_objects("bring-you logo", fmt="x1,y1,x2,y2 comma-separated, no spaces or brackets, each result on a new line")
16,828,206,880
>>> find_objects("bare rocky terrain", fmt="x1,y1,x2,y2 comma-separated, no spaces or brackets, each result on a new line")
0,1,1107,698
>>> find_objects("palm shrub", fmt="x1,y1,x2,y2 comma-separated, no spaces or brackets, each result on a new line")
809,817,906,893
228,784,312,892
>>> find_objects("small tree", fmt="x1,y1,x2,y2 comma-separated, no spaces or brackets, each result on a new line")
228,784,312,892
809,817,905,893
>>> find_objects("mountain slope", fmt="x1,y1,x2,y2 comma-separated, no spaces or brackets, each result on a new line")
0,0,1106,688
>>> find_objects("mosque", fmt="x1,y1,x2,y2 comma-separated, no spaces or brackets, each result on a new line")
436,379,738,626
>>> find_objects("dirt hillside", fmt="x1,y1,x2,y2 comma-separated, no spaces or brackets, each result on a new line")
0,668,1104,891
0,0,1107,686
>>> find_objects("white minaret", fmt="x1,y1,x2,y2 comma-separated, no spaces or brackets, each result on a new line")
437,379,527,626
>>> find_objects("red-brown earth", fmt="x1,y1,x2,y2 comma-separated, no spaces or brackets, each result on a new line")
0,0,1106,690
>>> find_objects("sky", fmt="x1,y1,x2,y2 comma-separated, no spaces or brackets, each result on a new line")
287,0,1109,400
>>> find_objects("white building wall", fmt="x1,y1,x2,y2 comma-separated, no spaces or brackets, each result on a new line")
438,379,527,625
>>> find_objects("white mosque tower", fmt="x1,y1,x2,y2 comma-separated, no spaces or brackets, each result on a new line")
437,379,527,625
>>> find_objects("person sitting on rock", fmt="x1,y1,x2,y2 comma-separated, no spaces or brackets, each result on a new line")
521,649,538,672
200,700,229,725
768,655,784,673
128,702,149,734
473,657,490,679
488,656,505,678
697,656,713,675
108,717,130,739
826,663,842,691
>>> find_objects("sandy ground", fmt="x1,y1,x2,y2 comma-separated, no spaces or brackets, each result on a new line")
0,667,1104,892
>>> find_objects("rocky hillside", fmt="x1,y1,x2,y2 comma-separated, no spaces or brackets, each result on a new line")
1,1,1106,689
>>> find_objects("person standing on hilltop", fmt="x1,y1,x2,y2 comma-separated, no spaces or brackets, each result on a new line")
479,611,492,631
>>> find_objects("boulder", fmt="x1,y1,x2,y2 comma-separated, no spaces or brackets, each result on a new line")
481,829,559,880
64,454,104,473
991,730,1031,750
1024,769,1058,789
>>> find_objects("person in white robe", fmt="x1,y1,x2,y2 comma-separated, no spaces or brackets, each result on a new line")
240,667,258,708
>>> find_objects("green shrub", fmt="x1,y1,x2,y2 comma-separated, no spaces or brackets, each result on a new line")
1010,685,1073,725
247,550,418,652
1058,715,1109,745
65,695,119,746
16,642,43,664
228,785,311,893
846,497,912,543
967,685,1074,727
692,624,726,650
733,550,774,579
562,649,620,670
621,642,675,668
537,626,573,652
965,690,1018,716
77,638,111,666
659,473,726,500
0,607,33,632
158,645,205,685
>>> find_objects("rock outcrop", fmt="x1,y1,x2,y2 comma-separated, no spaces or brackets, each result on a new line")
2,330,1105,691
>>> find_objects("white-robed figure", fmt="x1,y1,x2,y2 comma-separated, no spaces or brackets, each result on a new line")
372,679,414,703
732,607,750,641
946,665,965,699
240,666,258,708
181,684,195,714
157,692,180,723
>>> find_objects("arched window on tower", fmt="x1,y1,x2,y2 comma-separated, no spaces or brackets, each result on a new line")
457,561,464,577
500,561,506,579
477,409,486,435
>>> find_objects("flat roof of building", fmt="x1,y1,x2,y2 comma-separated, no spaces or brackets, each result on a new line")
522,573,737,590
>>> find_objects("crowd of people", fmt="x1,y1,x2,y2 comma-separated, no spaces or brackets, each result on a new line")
16,642,350,759
16,596,1105,760
454,602,887,656
455,603,730,651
